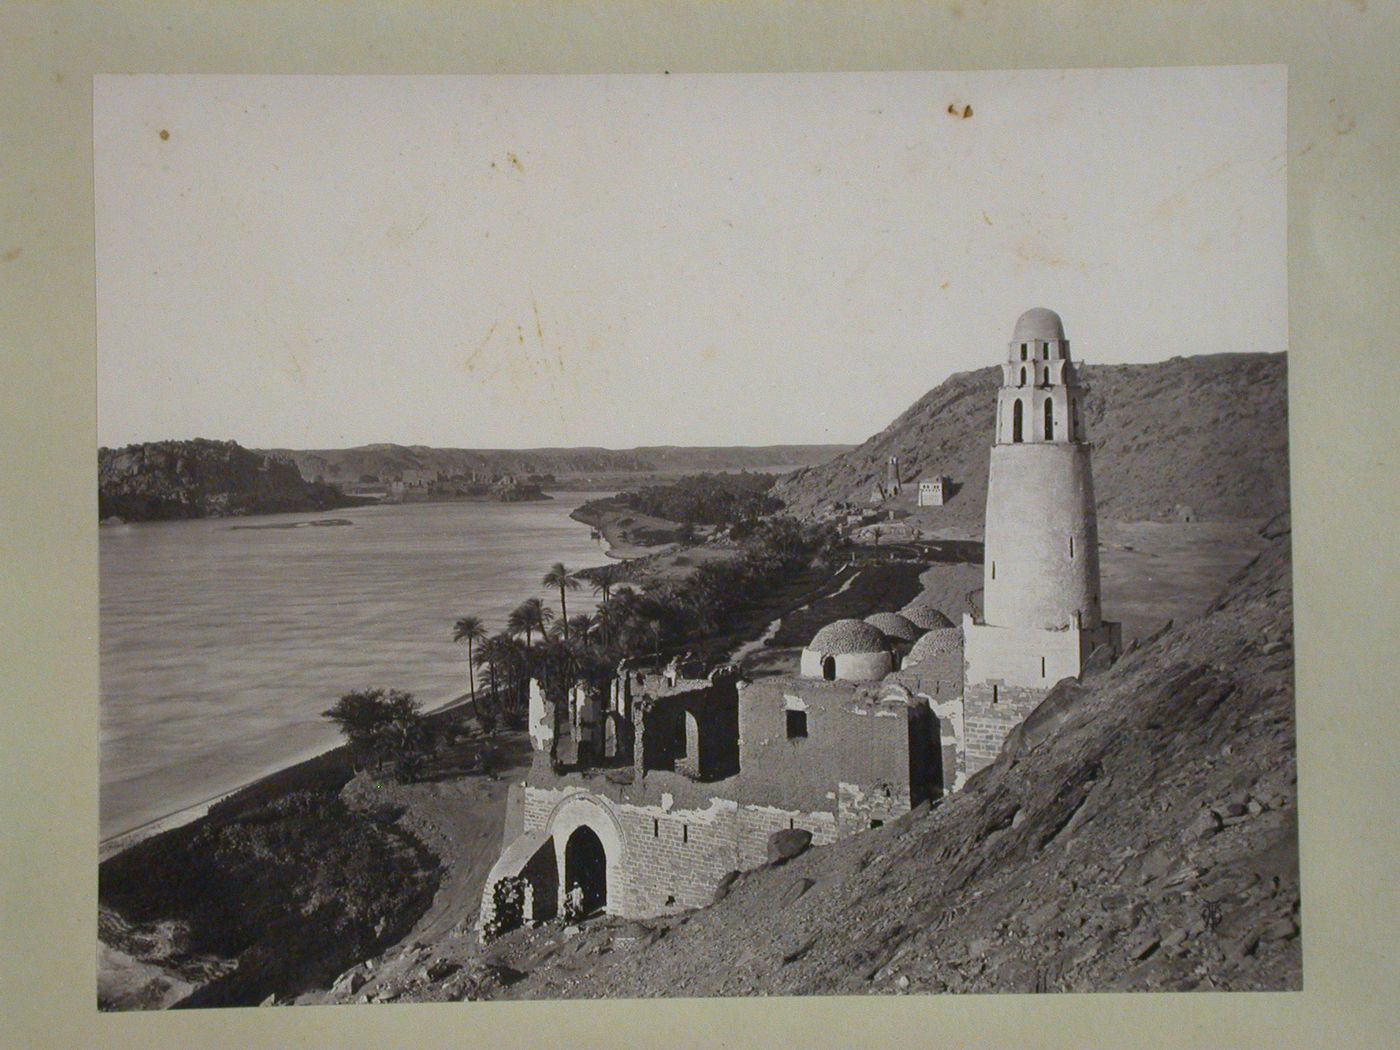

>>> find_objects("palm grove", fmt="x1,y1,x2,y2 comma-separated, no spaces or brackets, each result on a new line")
324,509,841,779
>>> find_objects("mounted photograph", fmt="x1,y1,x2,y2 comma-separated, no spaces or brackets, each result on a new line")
94,68,1294,1009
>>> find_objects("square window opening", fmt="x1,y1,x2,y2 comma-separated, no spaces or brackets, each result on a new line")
786,709,808,739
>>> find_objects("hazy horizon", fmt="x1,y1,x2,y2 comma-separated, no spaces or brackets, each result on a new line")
96,69,1285,450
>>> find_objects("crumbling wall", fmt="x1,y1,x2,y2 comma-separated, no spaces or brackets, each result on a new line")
635,678,739,781
737,679,915,818
837,780,914,836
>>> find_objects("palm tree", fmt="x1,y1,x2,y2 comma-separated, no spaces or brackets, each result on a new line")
567,613,596,643
590,563,623,647
591,562,623,605
507,597,551,649
452,615,487,708
473,636,501,720
542,562,581,640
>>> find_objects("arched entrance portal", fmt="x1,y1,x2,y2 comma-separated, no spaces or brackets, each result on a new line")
821,655,836,681
563,825,608,916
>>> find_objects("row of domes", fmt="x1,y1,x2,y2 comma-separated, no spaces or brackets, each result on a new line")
803,596,959,677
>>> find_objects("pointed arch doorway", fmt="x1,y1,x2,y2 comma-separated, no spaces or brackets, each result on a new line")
563,824,608,916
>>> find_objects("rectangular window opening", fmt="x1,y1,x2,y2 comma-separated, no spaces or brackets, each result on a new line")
683,824,689,844
1069,535,1075,557
1041,656,1047,678
992,685,999,704
870,819,884,829
991,560,996,580
786,709,808,739
652,818,659,837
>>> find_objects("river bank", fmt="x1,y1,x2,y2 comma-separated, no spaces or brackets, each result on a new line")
569,496,686,558
97,695,491,1010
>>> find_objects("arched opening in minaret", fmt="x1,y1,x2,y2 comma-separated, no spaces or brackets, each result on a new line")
1044,398,1054,440
1012,400,1023,443
1019,366,1027,387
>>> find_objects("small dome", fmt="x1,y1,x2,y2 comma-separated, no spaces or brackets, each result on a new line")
863,612,923,643
905,627,963,666
899,601,954,631
1011,307,1065,343
807,618,889,655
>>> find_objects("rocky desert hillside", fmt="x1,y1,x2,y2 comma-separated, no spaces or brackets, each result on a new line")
319,515,1298,1003
98,439,363,522
776,353,1289,532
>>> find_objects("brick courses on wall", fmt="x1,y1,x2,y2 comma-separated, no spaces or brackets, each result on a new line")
837,781,914,836
962,680,1050,774
736,678,920,812
510,784,838,918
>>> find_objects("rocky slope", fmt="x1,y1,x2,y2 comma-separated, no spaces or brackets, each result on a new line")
776,353,1289,532
98,439,364,522
326,514,1296,1002
266,443,853,485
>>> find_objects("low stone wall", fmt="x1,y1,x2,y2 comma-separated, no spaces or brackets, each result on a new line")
481,784,844,929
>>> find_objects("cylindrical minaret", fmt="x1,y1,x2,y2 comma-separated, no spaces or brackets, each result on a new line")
981,308,1103,632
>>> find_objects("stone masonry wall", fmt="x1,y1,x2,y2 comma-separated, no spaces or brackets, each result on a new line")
519,784,838,918
962,680,1049,775
837,781,914,836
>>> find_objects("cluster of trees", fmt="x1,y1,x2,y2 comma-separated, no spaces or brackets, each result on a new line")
321,688,434,783
322,516,842,778
101,788,437,1007
449,519,842,755
613,471,783,528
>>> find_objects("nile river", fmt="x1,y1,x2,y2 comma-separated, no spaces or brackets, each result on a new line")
99,495,609,840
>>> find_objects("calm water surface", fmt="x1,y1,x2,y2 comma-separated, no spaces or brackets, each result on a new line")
99,495,609,839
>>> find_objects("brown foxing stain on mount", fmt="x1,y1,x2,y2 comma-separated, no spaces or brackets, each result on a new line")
465,322,499,371
947,103,973,119
159,129,170,140
508,152,524,173
2,247,21,263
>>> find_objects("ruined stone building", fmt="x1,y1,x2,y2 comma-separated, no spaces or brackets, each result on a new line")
917,475,950,506
480,308,1118,932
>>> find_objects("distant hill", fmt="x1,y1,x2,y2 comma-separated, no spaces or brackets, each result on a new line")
98,439,366,522
775,353,1289,531
262,444,852,485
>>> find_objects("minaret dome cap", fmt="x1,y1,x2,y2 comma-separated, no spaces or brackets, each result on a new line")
1011,307,1065,342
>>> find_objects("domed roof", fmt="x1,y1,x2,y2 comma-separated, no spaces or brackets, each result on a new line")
807,618,889,655
899,600,955,631
905,626,963,666
863,612,923,643
1011,307,1065,342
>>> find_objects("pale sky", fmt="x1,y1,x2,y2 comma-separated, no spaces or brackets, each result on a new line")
95,68,1285,450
